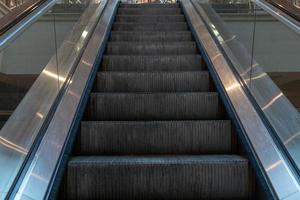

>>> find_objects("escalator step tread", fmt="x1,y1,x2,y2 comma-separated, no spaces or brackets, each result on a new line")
61,2,257,199
118,8,182,15
119,3,180,8
106,41,198,55
77,120,233,155
110,31,193,41
115,15,185,23
87,92,222,120
66,155,252,199
96,71,209,92
101,55,204,71
113,22,188,31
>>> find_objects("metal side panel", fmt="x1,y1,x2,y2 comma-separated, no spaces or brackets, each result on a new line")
181,0,300,199
195,0,300,184
0,0,108,198
11,0,119,199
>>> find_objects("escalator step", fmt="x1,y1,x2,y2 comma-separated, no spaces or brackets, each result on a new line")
101,55,204,71
87,92,222,120
77,120,233,155
119,3,180,8
112,22,188,31
96,71,209,92
118,8,182,15
115,15,185,23
106,42,198,55
60,2,258,199
110,31,193,41
66,155,252,199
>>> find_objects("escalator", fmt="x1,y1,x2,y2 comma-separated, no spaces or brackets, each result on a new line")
59,2,258,199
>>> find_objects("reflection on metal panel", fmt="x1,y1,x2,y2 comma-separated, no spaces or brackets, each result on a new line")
184,0,300,199
256,0,300,34
266,0,300,20
14,0,117,199
0,0,106,198
194,0,300,186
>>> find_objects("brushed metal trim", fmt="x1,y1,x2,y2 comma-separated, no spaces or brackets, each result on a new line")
195,0,300,189
182,0,300,199
12,0,118,199
0,0,108,198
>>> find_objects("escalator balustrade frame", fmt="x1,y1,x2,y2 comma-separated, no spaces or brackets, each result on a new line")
186,0,300,199
12,0,300,199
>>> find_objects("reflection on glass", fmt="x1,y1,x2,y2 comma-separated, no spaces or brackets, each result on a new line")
0,0,98,129
0,1,11,19
0,9,58,195
198,0,256,85
197,0,300,176
0,0,29,9
53,0,90,88
0,136,28,155
266,160,282,172
0,10,57,129
0,0,29,19
251,7,300,110
247,6,300,172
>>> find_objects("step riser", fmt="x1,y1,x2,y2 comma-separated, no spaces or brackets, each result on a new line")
77,121,232,154
106,42,198,55
119,4,180,8
118,8,182,15
101,55,204,71
66,157,252,199
87,93,221,120
96,72,209,92
113,23,188,31
115,15,185,23
110,31,193,41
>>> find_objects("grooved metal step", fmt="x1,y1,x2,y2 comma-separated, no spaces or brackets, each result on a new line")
66,155,253,199
96,71,209,92
110,31,193,41
101,55,204,71
119,3,180,8
106,42,198,55
87,92,221,120
77,120,233,155
61,2,257,199
118,8,182,15
113,22,188,31
115,15,185,23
